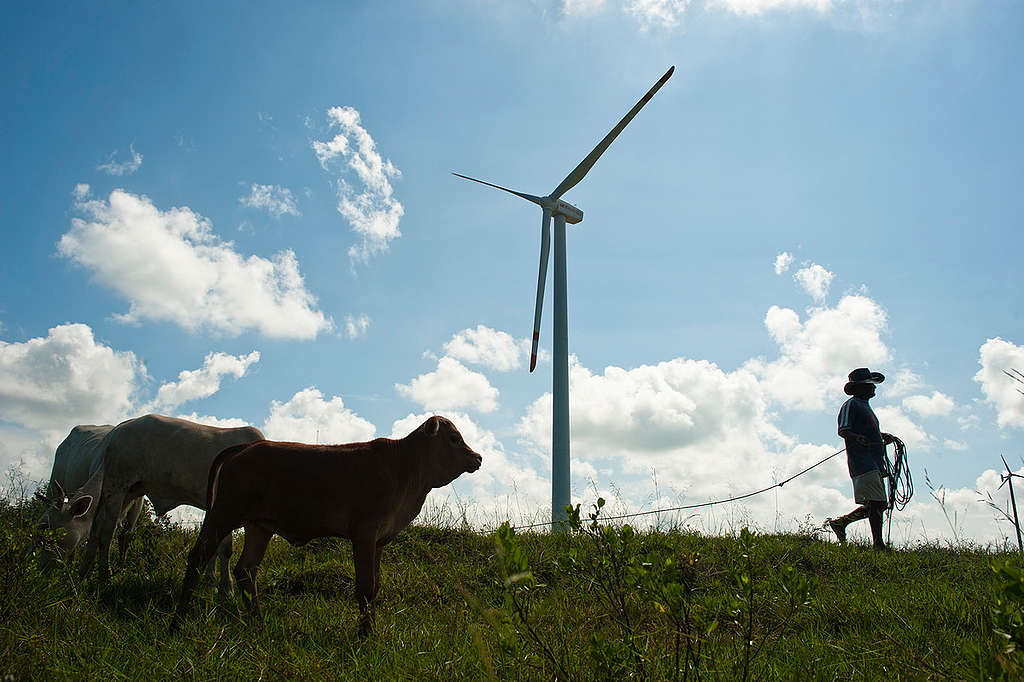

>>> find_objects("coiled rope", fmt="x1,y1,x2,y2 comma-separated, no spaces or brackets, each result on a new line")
883,435,913,543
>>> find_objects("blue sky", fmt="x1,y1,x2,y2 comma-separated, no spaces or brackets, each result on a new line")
1,0,1021,545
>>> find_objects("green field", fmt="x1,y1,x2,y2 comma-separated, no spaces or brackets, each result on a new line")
0,494,1019,680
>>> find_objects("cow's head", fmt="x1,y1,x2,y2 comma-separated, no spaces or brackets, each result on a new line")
417,416,482,488
34,480,96,567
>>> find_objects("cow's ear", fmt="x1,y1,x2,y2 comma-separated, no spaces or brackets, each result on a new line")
69,495,93,518
428,416,441,436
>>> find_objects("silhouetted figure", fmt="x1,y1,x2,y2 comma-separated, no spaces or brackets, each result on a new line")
826,368,894,550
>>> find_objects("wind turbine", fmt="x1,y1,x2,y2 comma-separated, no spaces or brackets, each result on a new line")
454,66,675,528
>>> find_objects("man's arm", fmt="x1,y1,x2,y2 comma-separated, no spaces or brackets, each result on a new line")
838,427,870,447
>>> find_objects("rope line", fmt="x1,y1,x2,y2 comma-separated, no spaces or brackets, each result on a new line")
507,446,849,532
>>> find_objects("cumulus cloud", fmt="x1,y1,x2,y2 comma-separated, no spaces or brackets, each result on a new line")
443,325,526,372
563,0,607,15
793,263,834,303
97,144,142,176
395,357,499,414
0,323,271,482
887,368,925,398
239,184,301,218
344,314,370,340
625,0,691,29
709,0,832,16
0,324,141,433
151,351,260,411
774,251,794,275
744,295,890,411
58,189,331,339
171,413,254,429
902,391,955,419
975,338,1024,430
263,387,375,443
313,106,404,264
519,356,787,466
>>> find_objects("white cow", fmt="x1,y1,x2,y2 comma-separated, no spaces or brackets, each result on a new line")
34,424,143,565
53,415,264,589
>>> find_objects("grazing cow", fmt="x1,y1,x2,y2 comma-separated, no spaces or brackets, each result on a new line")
172,415,482,634
73,414,264,589
33,424,147,567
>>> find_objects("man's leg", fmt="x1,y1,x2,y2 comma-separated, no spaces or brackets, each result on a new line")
827,505,869,543
868,500,888,550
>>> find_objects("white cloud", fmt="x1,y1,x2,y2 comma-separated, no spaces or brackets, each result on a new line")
396,357,499,414
152,351,260,411
0,323,141,434
709,0,832,16
313,106,404,264
793,263,834,303
443,325,526,372
774,251,794,275
625,0,691,28
73,184,90,200
263,387,375,443
519,356,786,463
563,0,607,15
239,184,301,218
97,144,143,176
944,439,967,452
58,189,331,339
888,368,925,398
902,391,955,419
873,405,929,452
744,295,890,411
975,338,1024,430
171,413,254,429
344,314,371,340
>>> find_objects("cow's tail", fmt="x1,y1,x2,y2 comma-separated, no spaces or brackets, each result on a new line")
207,443,254,510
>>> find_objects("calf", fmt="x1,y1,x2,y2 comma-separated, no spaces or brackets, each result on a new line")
172,415,482,634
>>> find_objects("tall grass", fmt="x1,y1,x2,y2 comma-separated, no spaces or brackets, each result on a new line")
0,481,1016,679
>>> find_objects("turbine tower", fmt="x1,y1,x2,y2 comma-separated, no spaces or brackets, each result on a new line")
454,66,674,528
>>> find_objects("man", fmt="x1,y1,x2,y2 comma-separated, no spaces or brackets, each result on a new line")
826,367,894,550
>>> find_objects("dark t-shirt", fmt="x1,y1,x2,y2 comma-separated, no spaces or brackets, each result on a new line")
837,396,885,478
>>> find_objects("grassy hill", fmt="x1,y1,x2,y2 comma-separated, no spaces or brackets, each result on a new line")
0,495,1018,680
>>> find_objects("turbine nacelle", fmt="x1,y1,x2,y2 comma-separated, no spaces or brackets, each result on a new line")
551,199,583,224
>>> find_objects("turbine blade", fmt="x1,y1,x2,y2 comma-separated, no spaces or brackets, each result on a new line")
452,172,545,206
550,66,675,200
530,208,552,373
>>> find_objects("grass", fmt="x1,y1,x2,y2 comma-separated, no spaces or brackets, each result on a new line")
0,494,1015,680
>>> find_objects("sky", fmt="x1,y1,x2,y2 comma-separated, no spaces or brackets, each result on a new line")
1,0,1022,546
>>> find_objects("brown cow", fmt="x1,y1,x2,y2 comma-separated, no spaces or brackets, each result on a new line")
171,415,482,634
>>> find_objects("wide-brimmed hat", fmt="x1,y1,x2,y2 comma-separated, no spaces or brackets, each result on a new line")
844,367,885,395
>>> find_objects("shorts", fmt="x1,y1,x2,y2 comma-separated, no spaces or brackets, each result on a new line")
852,469,887,505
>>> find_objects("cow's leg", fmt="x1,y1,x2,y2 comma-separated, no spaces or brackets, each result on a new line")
211,534,233,595
352,537,378,635
171,519,231,634
117,497,144,568
83,486,126,583
233,525,271,622
372,543,385,598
